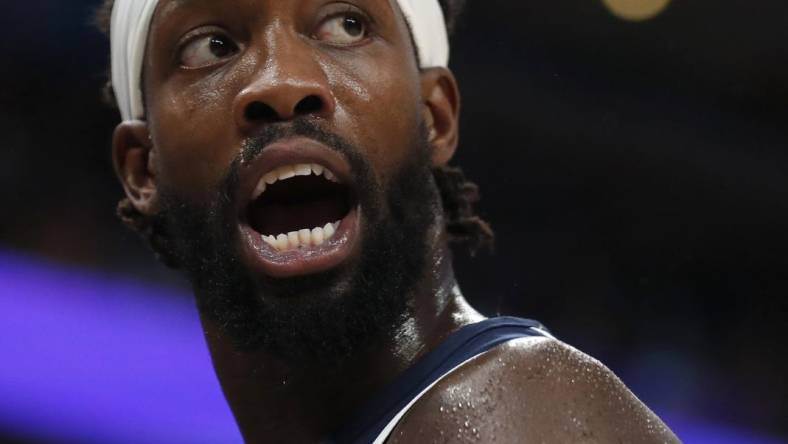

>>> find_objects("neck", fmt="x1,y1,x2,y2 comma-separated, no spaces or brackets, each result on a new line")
198,244,482,443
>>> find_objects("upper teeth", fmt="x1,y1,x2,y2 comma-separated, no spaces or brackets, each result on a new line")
253,163,338,200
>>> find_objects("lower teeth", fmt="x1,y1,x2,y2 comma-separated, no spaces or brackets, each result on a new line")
262,221,341,251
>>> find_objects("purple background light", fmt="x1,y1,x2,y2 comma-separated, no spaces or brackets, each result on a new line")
664,416,788,444
0,250,242,444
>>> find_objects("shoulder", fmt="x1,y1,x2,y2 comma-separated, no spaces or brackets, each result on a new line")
389,337,680,443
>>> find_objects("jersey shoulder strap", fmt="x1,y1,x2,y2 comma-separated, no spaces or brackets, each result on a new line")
332,316,553,444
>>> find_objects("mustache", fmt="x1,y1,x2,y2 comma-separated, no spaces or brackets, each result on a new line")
196,119,372,214
240,118,366,173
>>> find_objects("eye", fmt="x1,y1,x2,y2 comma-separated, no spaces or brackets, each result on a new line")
179,34,240,68
315,14,368,45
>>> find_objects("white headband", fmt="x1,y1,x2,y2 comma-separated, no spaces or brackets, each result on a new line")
111,0,450,122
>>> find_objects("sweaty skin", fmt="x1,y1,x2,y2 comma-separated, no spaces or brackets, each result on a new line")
111,0,680,442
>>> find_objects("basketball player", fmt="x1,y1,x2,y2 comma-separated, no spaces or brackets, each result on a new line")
96,0,680,442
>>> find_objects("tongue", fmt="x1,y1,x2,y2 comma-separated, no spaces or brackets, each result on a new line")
250,197,348,236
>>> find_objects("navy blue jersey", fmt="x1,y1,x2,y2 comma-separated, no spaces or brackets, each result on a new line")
332,317,552,444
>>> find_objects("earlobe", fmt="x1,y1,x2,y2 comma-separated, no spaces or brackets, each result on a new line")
420,67,461,167
112,120,159,216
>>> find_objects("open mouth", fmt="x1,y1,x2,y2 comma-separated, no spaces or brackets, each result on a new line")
247,163,354,251
236,137,362,278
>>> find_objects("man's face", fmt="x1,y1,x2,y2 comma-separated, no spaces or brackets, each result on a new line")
144,0,423,220
122,0,457,360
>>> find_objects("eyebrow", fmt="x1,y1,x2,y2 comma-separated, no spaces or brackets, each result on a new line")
172,0,197,7
164,0,395,16
156,0,397,34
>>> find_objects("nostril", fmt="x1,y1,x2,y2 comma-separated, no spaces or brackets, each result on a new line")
294,95,324,116
245,101,279,122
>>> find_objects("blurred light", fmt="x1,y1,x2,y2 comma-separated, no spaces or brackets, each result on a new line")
663,415,788,444
0,250,242,444
601,0,672,21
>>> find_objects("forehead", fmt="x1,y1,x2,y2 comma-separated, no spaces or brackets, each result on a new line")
153,0,400,23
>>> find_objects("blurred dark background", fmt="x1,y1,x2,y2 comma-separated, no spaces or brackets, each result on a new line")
1,0,786,442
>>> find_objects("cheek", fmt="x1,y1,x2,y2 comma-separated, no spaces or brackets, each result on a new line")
325,56,423,184
148,74,239,201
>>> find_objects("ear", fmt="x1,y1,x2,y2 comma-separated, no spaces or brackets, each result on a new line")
420,67,461,167
112,120,159,216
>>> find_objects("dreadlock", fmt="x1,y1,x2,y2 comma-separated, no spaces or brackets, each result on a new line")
96,0,493,267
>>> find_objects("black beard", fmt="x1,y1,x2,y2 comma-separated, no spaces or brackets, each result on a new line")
154,119,441,365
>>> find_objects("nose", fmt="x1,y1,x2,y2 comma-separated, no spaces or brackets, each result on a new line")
233,31,335,132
